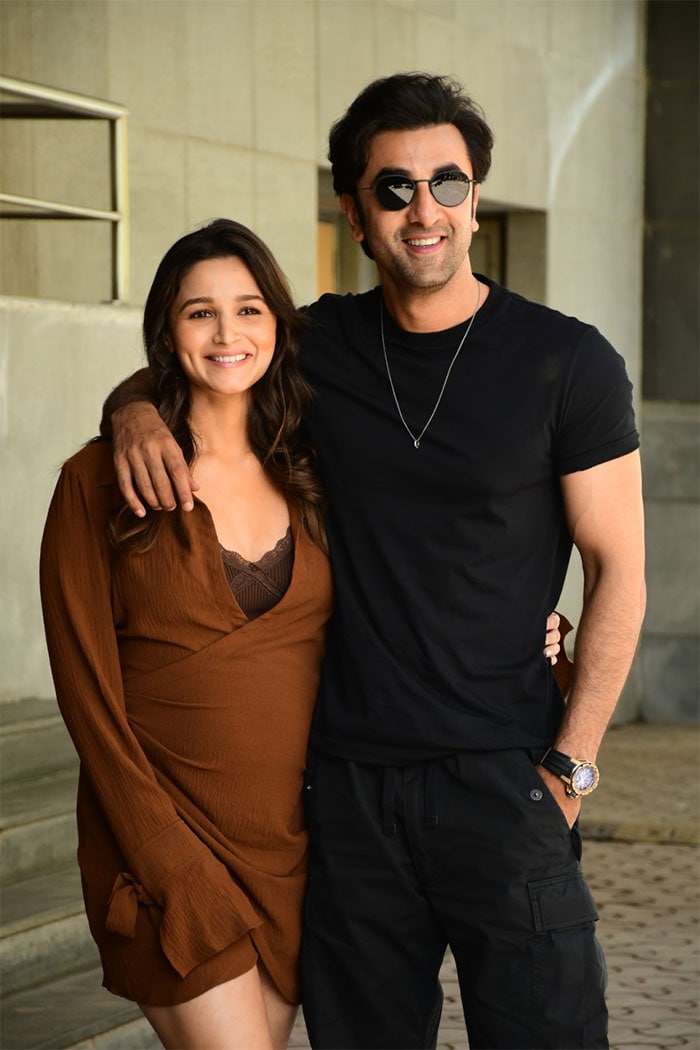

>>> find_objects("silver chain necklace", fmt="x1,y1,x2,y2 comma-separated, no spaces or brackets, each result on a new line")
380,279,481,448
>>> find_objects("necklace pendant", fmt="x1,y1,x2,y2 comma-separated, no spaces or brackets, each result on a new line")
380,279,481,455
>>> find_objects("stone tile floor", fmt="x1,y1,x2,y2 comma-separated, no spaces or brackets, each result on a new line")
581,725,699,847
591,841,699,1050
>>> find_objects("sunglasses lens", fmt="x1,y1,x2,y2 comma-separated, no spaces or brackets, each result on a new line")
431,172,471,207
374,176,416,211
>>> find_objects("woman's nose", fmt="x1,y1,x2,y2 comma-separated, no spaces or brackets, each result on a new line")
213,316,241,344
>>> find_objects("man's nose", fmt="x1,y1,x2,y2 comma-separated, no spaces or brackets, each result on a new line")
405,180,440,226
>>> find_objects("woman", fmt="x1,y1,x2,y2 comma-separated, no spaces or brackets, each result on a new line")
40,220,332,1049
41,219,563,1049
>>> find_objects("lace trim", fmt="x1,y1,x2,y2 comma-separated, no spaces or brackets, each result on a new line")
220,527,292,571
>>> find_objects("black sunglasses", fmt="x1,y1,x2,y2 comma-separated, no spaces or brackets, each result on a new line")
358,170,476,211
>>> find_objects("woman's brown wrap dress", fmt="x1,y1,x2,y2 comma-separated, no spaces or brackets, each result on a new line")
40,440,333,1005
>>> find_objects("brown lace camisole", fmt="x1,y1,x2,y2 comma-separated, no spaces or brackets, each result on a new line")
220,527,294,620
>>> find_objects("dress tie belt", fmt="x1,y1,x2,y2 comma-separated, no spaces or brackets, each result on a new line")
106,872,157,938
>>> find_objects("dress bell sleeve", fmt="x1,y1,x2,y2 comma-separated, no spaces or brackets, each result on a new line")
39,450,262,978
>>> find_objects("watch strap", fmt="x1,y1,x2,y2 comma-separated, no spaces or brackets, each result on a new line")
540,747,577,779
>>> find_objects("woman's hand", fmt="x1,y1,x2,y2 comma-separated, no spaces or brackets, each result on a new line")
544,611,561,664
545,612,575,697
112,403,198,517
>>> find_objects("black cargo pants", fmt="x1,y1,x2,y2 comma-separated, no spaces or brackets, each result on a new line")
300,748,608,1049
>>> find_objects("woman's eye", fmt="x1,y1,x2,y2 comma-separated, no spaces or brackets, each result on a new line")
239,306,261,316
189,309,213,319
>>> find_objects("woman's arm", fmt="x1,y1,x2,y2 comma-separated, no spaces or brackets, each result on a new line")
39,450,260,976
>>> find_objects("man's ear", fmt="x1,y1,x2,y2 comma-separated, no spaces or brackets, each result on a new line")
471,183,480,233
340,193,365,245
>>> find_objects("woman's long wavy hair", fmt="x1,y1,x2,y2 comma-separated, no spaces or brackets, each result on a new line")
111,219,326,553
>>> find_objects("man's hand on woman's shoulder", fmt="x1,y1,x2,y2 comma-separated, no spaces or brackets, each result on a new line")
112,402,198,517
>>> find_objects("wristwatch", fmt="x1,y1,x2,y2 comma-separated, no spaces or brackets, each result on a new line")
540,747,600,798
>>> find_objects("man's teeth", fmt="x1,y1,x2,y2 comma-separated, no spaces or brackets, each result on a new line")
406,236,441,246
211,354,247,363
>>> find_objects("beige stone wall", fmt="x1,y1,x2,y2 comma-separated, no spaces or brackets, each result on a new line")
640,402,700,722
1,0,646,318
0,298,143,701
0,0,647,707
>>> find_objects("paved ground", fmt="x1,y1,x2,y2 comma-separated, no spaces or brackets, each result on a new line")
289,723,700,1050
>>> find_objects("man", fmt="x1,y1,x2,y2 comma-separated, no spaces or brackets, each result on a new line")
104,73,645,1049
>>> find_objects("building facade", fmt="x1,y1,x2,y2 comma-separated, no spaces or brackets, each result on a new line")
1,0,697,720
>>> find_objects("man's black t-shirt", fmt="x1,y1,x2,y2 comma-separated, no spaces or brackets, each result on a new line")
300,277,639,764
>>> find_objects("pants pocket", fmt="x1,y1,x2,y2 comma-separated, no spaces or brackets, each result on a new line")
529,870,598,931
528,872,608,1048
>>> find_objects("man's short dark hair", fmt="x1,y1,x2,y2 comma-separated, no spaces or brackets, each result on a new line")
328,72,494,196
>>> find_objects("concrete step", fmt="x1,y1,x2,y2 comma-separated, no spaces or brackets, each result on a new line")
0,699,77,784
1,864,83,939
0,704,161,1049
1,865,96,997
0,965,162,1050
0,826,161,1049
69,1015,163,1050
1,769,78,880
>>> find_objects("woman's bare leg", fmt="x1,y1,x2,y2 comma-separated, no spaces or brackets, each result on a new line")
259,963,298,1049
140,965,273,1050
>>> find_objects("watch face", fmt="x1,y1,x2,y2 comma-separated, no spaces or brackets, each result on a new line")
572,764,598,793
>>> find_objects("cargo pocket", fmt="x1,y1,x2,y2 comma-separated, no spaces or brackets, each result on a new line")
529,870,598,932
528,872,608,1048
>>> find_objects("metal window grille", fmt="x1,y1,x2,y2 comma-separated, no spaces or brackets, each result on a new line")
0,76,129,302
